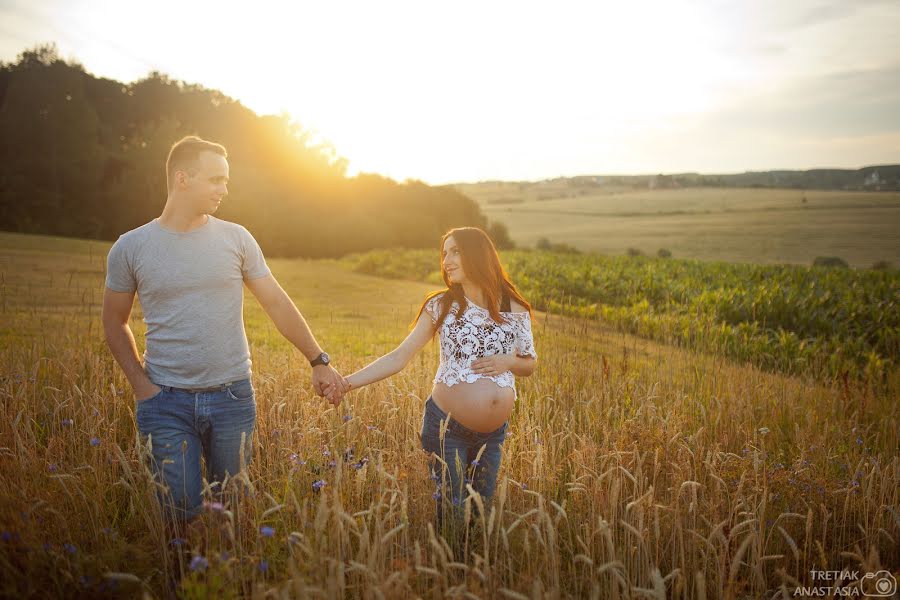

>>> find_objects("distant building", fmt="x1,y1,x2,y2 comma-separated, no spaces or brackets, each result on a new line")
863,170,882,190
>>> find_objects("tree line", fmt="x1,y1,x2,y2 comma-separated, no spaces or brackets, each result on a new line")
0,45,512,257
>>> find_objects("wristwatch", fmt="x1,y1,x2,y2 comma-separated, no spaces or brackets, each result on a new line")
310,352,330,367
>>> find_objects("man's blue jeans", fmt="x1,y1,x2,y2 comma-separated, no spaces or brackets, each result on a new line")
135,378,256,523
419,396,507,539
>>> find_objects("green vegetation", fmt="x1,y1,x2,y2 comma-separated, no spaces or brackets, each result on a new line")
343,249,899,381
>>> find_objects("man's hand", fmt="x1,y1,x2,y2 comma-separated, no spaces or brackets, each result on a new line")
313,365,349,406
471,353,516,377
135,382,162,402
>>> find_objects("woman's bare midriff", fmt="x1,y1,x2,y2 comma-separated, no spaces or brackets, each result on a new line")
431,379,514,433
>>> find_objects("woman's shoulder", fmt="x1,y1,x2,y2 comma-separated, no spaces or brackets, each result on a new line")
505,299,530,314
426,290,449,305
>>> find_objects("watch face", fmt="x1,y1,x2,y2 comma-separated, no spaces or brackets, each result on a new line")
320,352,330,365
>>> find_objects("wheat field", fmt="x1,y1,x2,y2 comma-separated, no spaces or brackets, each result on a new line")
459,185,900,267
0,232,897,599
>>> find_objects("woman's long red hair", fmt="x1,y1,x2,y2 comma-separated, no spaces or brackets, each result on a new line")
413,227,532,332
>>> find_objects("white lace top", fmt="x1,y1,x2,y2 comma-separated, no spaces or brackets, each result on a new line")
424,293,537,395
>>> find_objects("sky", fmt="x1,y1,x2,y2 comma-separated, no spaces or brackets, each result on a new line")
1,0,899,184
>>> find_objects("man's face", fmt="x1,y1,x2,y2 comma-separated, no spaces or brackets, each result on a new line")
182,151,229,215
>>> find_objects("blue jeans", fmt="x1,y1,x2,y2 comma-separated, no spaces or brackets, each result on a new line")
135,378,256,523
420,396,507,537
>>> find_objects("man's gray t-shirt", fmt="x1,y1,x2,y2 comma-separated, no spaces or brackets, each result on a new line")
105,217,271,388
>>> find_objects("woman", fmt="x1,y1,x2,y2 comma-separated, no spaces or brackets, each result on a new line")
334,227,537,537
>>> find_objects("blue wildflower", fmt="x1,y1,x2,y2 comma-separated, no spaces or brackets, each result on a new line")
258,559,269,573
312,480,326,491
342,415,352,423
62,419,74,427
63,542,77,554
1,531,11,543
189,555,209,572
90,437,101,447
260,526,275,538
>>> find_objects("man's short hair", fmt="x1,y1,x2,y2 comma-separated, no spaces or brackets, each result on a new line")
166,136,228,191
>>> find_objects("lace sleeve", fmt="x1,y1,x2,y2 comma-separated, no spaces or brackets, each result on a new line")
423,294,443,324
514,312,537,358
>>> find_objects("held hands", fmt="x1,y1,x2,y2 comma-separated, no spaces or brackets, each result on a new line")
312,364,350,406
471,353,516,377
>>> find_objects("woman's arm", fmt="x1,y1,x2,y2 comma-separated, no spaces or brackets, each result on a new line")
343,311,436,390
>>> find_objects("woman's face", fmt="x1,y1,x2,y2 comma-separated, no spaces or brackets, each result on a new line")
442,236,467,284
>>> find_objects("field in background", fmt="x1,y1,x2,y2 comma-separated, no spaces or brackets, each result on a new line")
456,184,900,267
0,233,897,598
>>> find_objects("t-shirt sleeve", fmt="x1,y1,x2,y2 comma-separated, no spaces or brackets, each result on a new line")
423,294,443,324
105,236,136,293
240,228,272,281
514,313,537,358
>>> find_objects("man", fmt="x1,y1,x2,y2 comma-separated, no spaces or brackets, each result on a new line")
102,135,346,524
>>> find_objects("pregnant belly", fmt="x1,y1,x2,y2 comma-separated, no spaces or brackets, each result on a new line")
431,379,514,433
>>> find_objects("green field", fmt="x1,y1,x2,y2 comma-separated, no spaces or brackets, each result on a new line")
456,184,900,267
0,233,897,598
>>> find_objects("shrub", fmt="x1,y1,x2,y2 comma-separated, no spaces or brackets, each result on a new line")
657,248,672,258
627,248,644,257
536,237,580,254
813,256,849,268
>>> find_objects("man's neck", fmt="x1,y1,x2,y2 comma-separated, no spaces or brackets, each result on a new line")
158,199,208,233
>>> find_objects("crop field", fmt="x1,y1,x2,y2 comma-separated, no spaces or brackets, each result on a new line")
457,185,900,268
0,232,897,598
343,249,899,384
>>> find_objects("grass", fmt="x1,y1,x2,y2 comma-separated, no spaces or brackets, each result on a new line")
457,185,900,268
0,232,897,598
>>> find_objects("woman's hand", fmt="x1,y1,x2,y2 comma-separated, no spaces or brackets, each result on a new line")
322,376,352,405
471,353,515,377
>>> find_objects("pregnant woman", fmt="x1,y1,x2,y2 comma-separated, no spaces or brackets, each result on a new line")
336,226,537,543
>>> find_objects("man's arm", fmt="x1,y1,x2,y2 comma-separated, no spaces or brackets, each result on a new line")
101,288,160,401
244,274,347,403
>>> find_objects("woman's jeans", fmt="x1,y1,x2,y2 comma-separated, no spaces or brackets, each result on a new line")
135,379,256,524
420,396,507,539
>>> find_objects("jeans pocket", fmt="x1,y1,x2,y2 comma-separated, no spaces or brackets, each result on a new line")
136,389,163,418
226,379,254,401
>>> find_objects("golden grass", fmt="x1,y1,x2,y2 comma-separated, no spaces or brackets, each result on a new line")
0,232,897,598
